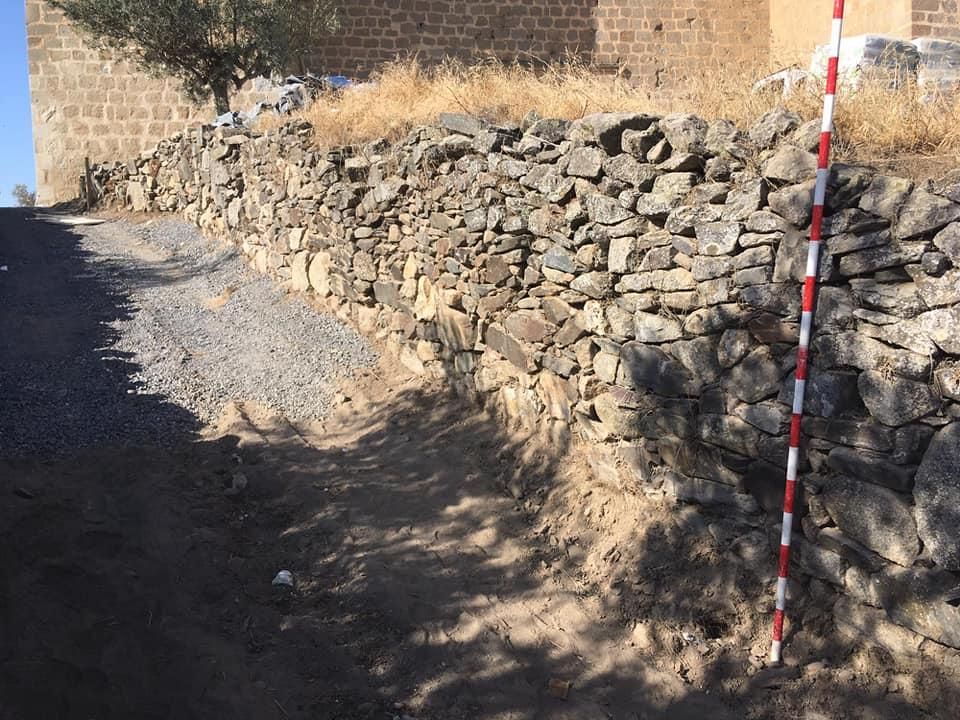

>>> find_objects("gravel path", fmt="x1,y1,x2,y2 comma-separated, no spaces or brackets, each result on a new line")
0,210,376,456
86,218,377,424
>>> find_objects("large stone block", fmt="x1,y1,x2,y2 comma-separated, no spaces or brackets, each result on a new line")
914,423,960,570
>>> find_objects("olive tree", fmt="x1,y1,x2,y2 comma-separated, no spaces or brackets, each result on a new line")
11,184,36,208
51,0,340,114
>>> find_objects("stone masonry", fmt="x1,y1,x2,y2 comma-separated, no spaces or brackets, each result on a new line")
26,0,960,204
90,106,960,655
914,0,960,39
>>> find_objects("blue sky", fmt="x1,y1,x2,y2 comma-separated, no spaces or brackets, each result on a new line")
0,2,35,207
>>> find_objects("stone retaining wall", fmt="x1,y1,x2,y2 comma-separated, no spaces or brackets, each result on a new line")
91,108,960,654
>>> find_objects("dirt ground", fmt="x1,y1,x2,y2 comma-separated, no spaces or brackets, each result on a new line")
2,210,959,719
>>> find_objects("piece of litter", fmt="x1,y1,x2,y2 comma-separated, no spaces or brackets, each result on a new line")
547,678,571,700
0,266,8,271
272,570,294,587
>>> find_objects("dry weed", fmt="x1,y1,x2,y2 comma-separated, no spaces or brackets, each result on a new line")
269,57,960,180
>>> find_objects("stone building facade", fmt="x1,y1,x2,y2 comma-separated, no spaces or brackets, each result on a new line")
26,0,960,204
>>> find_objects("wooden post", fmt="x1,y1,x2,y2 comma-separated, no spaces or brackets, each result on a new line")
84,156,93,211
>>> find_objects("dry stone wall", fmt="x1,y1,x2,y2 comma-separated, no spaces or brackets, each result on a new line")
91,108,960,653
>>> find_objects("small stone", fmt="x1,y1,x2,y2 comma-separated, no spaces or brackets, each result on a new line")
718,329,752,368
749,108,801,148
570,271,614,299
566,146,605,179
933,222,960,264
622,126,663,159
763,145,818,184
768,180,815,226
695,222,742,256
659,113,709,154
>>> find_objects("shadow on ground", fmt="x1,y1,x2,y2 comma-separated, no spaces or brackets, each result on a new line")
0,210,956,719
0,209,199,457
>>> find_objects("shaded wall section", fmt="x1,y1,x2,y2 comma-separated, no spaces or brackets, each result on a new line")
306,0,600,77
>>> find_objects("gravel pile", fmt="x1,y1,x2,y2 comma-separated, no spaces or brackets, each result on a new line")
79,218,377,426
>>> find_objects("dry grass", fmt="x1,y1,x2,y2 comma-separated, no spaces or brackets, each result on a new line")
270,57,960,179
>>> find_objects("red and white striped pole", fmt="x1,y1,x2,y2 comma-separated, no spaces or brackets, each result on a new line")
770,0,846,665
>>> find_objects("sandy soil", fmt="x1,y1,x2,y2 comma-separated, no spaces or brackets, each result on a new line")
2,210,958,719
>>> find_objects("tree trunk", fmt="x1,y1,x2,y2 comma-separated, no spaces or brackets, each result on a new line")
212,80,231,115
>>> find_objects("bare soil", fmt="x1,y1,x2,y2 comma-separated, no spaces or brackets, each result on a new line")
2,210,959,719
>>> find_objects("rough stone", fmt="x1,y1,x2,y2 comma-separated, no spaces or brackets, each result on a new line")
933,222,960,264
859,175,914,221
584,193,634,225
914,423,960,570
593,392,643,439
821,476,919,566
619,341,699,397
659,113,709,155
436,303,475,351
894,190,960,240
670,336,721,383
858,370,940,427
695,221,742,256
718,329,752,368
570,271,614,299
725,347,784,403
566,146,605,179
569,112,656,155
767,180,815,226
763,145,817,183
813,332,932,381
503,310,555,344
749,107,802,149
484,323,536,372
826,446,915,493
607,236,641,274
779,370,862,418
633,311,683,342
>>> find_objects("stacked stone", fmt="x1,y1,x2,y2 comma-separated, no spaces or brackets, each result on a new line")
92,107,960,652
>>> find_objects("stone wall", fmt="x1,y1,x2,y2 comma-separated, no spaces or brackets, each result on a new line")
90,107,960,653
914,0,960,39
306,0,599,77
